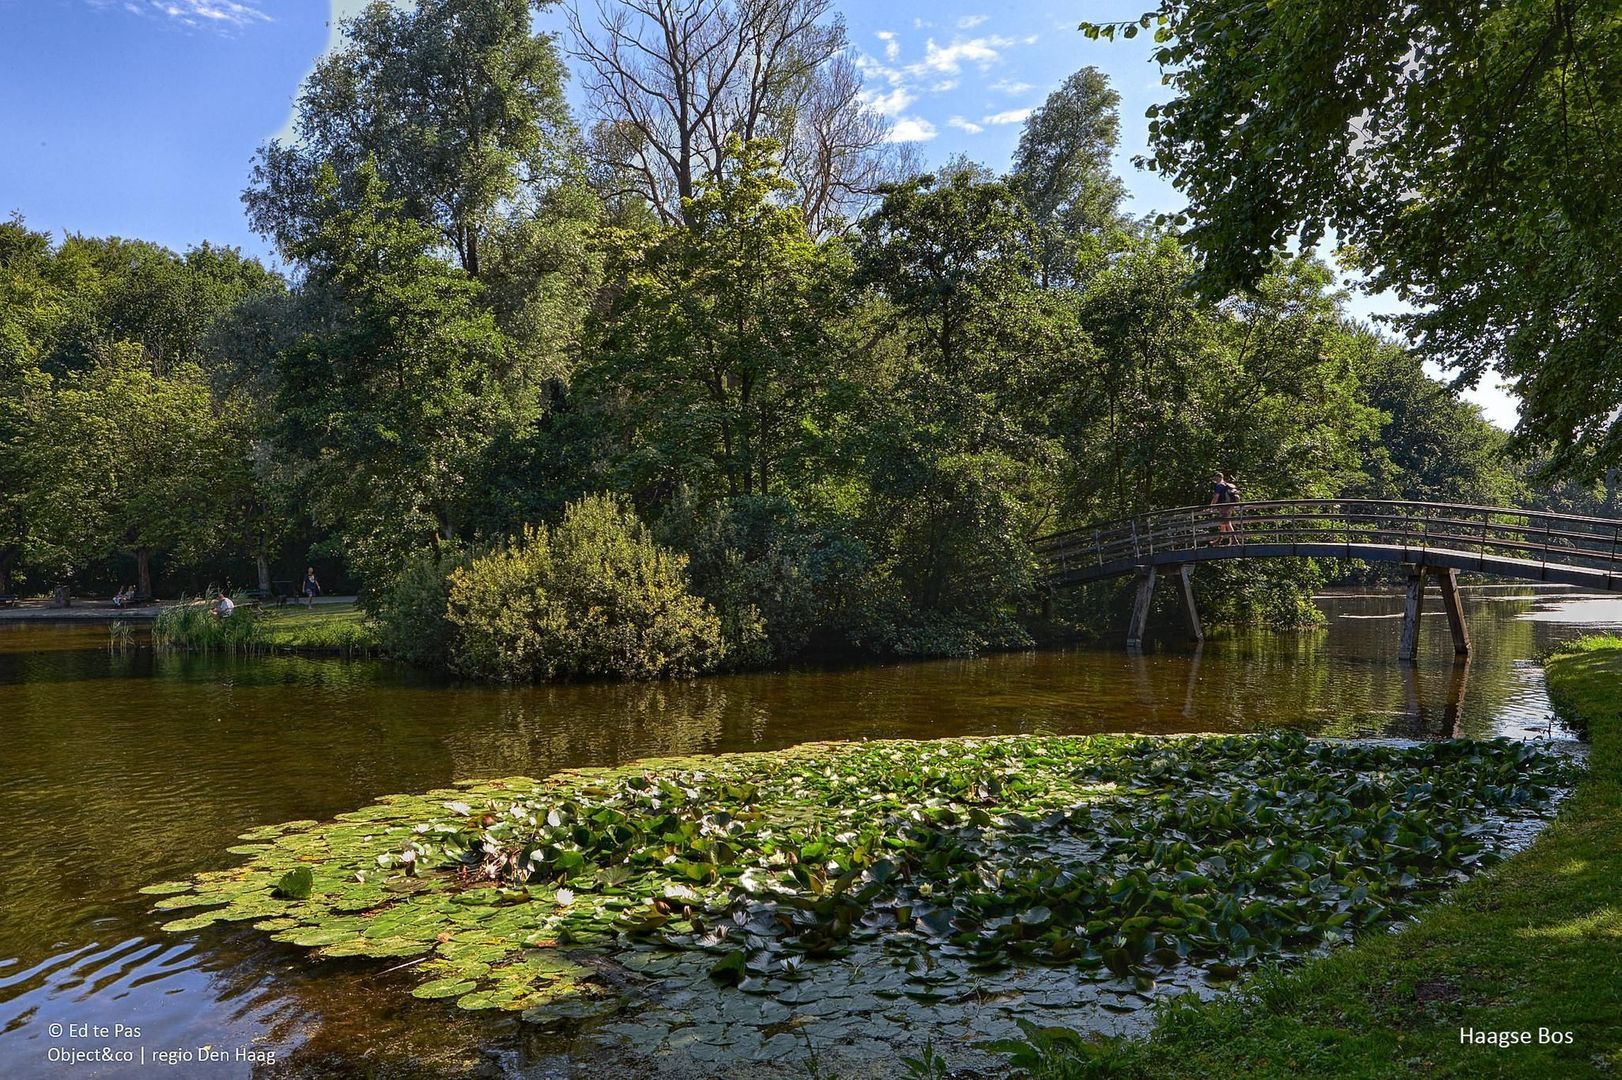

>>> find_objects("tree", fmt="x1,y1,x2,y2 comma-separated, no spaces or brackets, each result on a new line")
271,162,518,586
0,218,54,595
589,138,851,500
30,346,238,596
1097,1,1622,477
849,168,1082,649
569,0,894,234
0,218,278,595
1008,66,1127,287
246,0,575,279
1345,335,1516,506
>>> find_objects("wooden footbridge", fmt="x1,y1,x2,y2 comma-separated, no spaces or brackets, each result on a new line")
1033,500,1622,659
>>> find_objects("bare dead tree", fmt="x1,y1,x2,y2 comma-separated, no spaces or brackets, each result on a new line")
568,0,897,233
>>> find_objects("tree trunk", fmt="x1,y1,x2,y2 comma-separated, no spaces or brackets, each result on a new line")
136,547,153,599
256,554,272,593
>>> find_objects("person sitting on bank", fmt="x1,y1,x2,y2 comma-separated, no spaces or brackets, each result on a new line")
111,585,133,609
1209,471,1242,547
213,593,235,619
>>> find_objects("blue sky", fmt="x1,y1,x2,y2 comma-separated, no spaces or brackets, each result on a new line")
0,0,1515,425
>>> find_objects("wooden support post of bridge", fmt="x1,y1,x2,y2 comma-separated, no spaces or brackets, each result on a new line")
1126,566,1156,651
1398,564,1471,663
1177,563,1203,643
1125,563,1202,650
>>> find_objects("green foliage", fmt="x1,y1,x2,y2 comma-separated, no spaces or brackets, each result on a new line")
1115,0,1622,479
657,494,870,664
272,161,517,584
1012,639,1622,1078
446,494,725,681
370,547,474,668
1009,66,1127,287
150,731,1568,1038
587,138,852,501
246,0,576,281
28,346,245,591
151,598,264,651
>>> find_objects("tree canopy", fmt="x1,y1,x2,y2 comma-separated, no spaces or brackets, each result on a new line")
1094,0,1622,478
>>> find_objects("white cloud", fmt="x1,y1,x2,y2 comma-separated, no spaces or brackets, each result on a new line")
888,116,939,142
982,108,1034,125
100,0,272,28
875,29,900,62
862,86,915,117
990,78,1034,95
929,79,958,92
957,14,987,28
948,116,984,134
916,35,1016,75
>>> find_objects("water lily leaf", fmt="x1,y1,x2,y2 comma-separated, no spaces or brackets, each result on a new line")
275,867,314,900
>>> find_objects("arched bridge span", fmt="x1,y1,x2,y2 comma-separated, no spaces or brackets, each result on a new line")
1032,500,1622,658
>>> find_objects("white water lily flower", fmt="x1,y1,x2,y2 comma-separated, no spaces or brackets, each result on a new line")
556,888,575,907
443,801,472,816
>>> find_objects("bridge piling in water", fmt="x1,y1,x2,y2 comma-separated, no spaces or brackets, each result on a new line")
1125,566,1157,650
1398,564,1471,663
1177,564,1204,643
1125,563,1203,649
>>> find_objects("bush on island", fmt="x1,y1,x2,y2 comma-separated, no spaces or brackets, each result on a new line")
446,494,725,682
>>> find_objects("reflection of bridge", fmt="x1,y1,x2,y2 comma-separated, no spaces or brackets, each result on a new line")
1034,500,1622,659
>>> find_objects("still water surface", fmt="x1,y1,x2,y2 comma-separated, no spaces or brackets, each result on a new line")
0,586,1616,1077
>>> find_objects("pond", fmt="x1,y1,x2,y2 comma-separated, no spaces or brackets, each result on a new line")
0,586,1616,1078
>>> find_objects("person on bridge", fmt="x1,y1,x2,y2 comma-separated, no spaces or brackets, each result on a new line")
1209,472,1242,547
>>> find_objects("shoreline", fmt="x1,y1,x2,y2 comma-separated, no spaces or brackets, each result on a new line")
1024,635,1622,1078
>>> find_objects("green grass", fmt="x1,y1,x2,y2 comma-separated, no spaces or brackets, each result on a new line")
256,601,380,655
1022,634,1622,1079
151,599,381,656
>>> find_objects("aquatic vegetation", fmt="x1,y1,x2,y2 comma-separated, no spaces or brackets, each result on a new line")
147,732,1573,1028
151,598,264,651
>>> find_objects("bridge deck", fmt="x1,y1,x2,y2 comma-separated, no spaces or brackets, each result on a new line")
1049,541,1622,592
1035,500,1622,593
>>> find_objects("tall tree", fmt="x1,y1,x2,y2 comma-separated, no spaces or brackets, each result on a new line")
1008,66,1127,287
1095,1,1622,477
588,138,850,499
272,162,516,586
0,218,55,595
246,0,575,279
569,0,894,234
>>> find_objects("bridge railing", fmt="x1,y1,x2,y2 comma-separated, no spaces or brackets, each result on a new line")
1033,499,1622,584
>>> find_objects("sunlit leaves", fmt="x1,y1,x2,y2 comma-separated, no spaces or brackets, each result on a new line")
152,732,1571,1025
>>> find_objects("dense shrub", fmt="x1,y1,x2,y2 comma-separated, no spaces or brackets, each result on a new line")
446,494,724,682
369,546,474,667
658,494,871,665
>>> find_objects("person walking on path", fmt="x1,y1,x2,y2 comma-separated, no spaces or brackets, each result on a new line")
1209,472,1242,547
301,567,322,610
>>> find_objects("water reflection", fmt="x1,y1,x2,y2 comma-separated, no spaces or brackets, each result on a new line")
0,586,1614,1077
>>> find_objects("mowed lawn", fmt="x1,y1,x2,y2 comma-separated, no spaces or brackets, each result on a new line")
257,601,381,653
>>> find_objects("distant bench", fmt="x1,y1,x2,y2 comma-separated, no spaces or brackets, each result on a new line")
0,595,17,609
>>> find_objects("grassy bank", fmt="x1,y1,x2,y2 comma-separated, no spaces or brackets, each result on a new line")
258,602,380,654
1025,635,1622,1079
150,599,381,656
